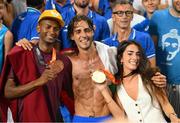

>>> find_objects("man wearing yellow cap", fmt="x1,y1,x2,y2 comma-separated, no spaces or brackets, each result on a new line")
0,9,73,122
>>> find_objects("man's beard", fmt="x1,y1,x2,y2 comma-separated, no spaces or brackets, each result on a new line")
75,1,89,8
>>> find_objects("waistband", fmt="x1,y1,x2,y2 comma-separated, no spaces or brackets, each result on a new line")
73,115,112,122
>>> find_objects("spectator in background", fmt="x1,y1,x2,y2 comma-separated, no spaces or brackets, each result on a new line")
108,0,150,34
45,0,72,14
142,0,160,19
149,0,180,117
0,0,13,74
11,0,44,42
89,0,112,20
11,0,26,17
103,0,156,67
60,0,110,50
133,0,172,15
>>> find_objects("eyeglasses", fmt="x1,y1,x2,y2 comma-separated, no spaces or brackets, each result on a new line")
113,11,133,17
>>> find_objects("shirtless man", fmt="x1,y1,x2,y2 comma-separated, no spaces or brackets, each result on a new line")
67,15,121,122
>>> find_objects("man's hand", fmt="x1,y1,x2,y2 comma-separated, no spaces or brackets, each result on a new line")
151,72,167,88
16,38,38,50
37,60,64,86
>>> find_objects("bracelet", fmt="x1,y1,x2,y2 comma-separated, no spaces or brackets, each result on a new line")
168,113,177,118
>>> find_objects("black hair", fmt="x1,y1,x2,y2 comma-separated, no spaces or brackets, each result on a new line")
26,0,43,8
116,40,148,80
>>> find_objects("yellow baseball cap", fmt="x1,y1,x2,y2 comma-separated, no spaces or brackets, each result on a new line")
38,9,64,27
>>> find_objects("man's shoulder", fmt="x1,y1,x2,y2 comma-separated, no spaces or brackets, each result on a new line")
92,11,107,22
152,8,169,18
135,30,151,38
59,54,72,68
8,46,33,57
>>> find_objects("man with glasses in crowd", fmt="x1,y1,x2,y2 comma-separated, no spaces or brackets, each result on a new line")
102,0,156,67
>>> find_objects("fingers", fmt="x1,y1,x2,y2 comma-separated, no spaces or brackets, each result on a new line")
42,68,58,82
49,60,64,73
151,72,167,87
16,38,33,51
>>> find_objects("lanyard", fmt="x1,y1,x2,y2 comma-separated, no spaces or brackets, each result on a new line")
35,46,57,67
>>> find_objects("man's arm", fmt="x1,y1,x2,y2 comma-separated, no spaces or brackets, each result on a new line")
95,81,125,119
151,35,158,47
4,30,13,60
15,38,37,51
4,60,64,99
156,91,180,122
149,57,156,67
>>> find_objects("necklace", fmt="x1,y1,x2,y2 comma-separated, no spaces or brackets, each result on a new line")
123,71,136,78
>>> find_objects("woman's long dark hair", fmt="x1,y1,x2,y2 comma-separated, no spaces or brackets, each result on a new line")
116,40,166,103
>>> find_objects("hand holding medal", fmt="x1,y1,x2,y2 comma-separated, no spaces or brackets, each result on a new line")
92,70,106,84
48,48,64,73
91,69,119,84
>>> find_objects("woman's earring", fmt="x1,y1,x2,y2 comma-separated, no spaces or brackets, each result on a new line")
120,62,123,65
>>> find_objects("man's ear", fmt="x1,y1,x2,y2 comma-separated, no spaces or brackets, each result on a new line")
93,25,96,31
36,25,40,33
112,14,116,22
70,34,74,41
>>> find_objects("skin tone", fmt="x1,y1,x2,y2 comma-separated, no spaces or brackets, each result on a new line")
73,0,90,15
112,3,156,67
170,0,180,17
89,0,99,11
142,0,160,19
112,4,133,42
0,1,13,62
4,19,64,99
115,44,180,122
69,20,124,117
0,0,14,28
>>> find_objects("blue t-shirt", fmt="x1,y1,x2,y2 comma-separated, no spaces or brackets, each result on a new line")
102,29,155,58
0,24,8,73
133,19,150,33
45,0,72,14
11,7,40,42
98,0,112,20
60,6,110,49
149,9,180,84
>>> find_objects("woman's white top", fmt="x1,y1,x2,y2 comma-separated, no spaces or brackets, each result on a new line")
117,75,167,123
